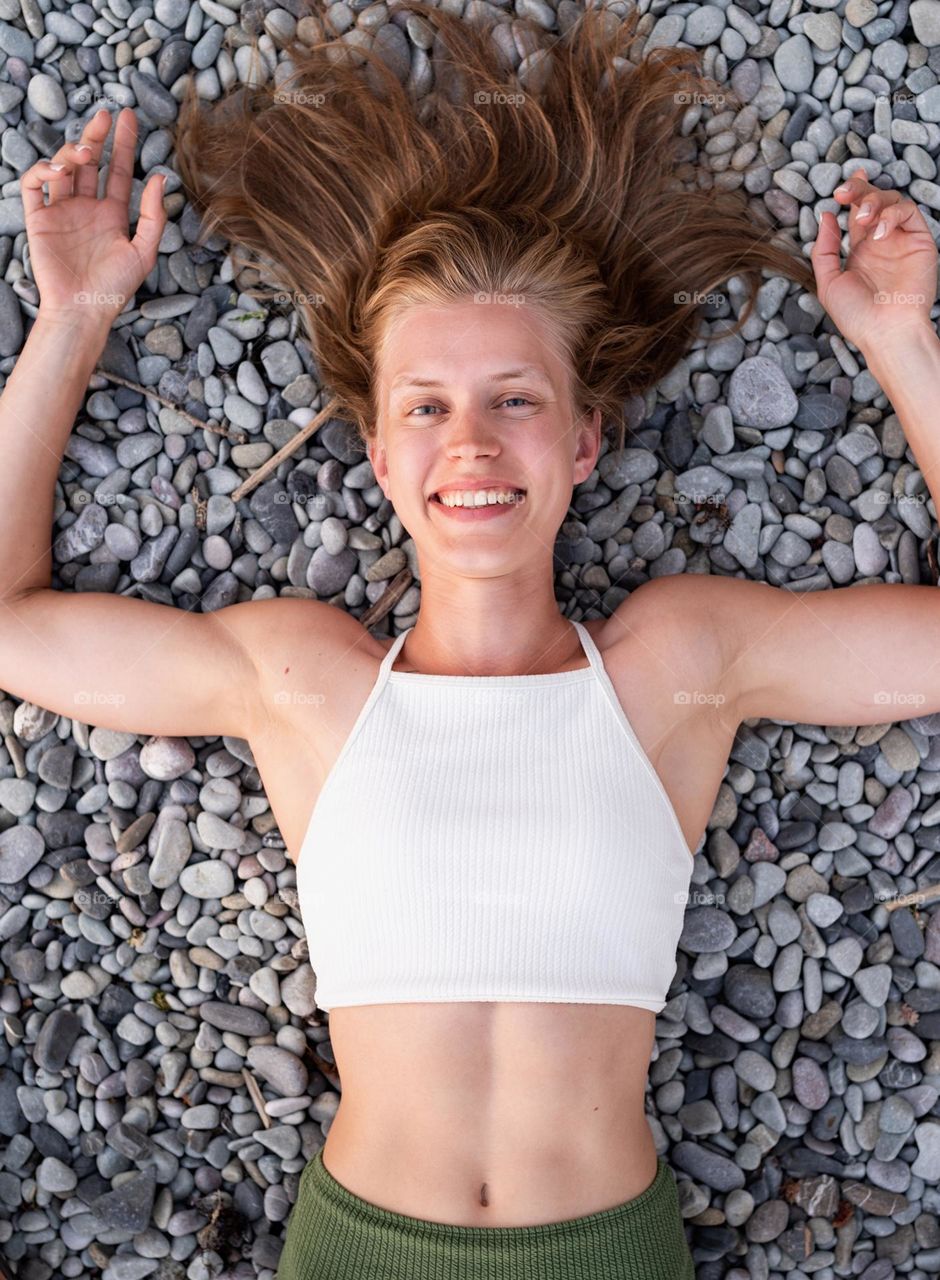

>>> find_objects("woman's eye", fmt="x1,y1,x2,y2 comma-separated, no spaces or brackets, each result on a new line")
406,397,534,417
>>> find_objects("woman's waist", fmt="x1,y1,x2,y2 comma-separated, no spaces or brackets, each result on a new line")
320,1094,660,1227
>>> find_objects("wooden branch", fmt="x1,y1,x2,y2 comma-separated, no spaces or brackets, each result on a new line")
92,365,246,442
241,1066,272,1129
229,395,343,502
882,882,940,913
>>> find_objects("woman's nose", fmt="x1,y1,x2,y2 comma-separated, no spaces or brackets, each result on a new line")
442,412,500,452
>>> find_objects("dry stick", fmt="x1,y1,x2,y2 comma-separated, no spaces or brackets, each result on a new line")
359,566,414,630
92,364,247,442
229,394,343,502
241,1067,272,1129
882,882,940,913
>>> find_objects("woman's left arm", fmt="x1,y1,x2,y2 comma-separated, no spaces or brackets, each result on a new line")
692,175,940,728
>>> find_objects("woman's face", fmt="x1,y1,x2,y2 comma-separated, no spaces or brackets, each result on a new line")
368,299,601,576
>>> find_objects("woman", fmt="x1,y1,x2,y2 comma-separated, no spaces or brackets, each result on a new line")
8,0,939,1276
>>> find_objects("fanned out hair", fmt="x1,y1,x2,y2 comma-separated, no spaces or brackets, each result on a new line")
170,0,817,453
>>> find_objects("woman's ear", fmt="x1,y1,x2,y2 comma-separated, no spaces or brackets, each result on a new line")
574,407,602,483
367,430,389,500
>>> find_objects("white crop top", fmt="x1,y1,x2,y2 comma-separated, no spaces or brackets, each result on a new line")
295,619,694,1013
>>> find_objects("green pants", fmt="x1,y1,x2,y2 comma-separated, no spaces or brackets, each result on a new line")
276,1147,696,1278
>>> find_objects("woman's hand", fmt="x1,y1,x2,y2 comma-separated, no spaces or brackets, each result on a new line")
811,166,939,357
21,106,167,325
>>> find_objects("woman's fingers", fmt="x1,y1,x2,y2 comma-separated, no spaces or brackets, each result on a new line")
48,108,112,203
810,208,844,299
72,107,114,199
130,171,168,274
20,108,113,213
868,197,922,242
104,107,137,208
833,167,903,250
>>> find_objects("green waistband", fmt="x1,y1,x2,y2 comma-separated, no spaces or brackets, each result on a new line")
275,1146,696,1279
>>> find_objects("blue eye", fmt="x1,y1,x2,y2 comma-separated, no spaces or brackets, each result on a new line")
406,397,534,417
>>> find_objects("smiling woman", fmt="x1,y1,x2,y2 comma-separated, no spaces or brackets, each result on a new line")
164,1,823,1276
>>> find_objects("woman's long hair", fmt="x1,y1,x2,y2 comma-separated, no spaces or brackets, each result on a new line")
170,0,816,452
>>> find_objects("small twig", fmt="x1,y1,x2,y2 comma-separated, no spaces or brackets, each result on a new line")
229,395,342,502
359,566,414,630
882,881,940,913
241,1067,272,1129
91,365,246,442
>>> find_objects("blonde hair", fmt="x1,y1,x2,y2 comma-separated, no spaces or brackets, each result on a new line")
171,0,816,453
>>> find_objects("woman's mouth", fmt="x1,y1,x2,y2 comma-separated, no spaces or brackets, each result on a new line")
430,488,526,520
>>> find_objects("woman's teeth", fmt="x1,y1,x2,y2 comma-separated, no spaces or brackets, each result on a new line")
434,489,526,508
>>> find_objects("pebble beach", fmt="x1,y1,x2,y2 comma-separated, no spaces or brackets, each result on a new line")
2,0,940,1276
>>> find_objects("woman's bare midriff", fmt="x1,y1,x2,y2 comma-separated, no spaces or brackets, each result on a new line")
247,601,733,1229
318,1000,661,1227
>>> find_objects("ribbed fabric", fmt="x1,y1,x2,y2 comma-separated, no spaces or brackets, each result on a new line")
296,619,694,1013
276,1147,696,1280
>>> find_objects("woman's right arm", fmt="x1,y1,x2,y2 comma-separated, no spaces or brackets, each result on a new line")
1,102,295,744
0,310,283,741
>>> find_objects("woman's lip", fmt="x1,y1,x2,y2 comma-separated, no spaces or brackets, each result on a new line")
429,492,527,519
430,489,526,502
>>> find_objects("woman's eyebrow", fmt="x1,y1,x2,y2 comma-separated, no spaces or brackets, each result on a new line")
390,365,553,391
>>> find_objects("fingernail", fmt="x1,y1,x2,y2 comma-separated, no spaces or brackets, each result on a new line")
834,183,851,195
75,144,91,153
48,162,65,171
873,220,887,240
859,202,873,219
